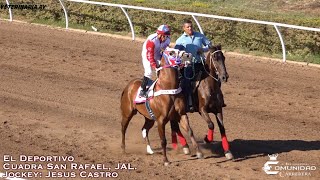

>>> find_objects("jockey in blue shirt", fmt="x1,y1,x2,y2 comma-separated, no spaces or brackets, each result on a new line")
174,19,213,112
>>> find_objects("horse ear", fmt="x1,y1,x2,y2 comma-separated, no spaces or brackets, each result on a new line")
209,45,216,53
216,44,222,50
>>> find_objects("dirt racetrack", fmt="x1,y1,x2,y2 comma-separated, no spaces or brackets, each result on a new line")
0,21,319,180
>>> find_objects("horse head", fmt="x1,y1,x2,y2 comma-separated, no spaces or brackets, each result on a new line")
206,45,229,82
161,48,192,67
157,48,192,89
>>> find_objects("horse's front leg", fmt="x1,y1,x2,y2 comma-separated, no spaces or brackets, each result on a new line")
179,115,203,159
199,106,215,143
216,112,233,160
142,118,155,154
157,118,170,166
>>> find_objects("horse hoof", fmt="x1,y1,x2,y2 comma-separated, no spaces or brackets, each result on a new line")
225,151,234,160
196,152,203,159
203,135,212,144
182,146,190,155
147,145,154,155
164,161,170,166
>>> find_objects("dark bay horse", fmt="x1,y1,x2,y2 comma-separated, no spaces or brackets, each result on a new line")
171,45,234,160
120,49,203,166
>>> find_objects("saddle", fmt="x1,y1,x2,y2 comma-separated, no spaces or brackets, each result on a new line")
133,47,191,117
134,79,157,104
180,63,205,112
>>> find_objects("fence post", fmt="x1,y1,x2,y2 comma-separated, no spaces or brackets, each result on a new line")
58,0,69,29
192,15,203,34
120,7,135,40
5,0,13,21
274,25,286,63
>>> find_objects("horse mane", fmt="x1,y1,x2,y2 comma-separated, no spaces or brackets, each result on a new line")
160,56,167,66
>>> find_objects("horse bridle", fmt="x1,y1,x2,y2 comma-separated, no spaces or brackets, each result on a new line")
156,50,191,72
201,50,222,82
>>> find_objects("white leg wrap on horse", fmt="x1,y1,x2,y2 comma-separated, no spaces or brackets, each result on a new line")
196,152,203,159
182,147,190,155
142,129,147,139
147,145,154,154
225,151,234,160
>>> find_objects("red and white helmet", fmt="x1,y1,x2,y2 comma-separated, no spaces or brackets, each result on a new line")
156,24,170,35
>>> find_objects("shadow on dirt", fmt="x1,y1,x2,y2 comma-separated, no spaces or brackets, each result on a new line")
200,139,320,162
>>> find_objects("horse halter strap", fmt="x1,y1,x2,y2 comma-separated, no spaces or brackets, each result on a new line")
201,50,222,81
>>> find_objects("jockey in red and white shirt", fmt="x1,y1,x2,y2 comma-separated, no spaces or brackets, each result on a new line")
139,24,171,97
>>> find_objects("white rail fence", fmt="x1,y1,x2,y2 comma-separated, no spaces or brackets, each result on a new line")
3,0,320,62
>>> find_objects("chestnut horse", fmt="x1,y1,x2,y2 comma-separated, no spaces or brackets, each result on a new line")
171,45,234,160
120,49,203,166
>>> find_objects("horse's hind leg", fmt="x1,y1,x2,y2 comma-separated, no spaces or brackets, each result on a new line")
216,112,233,160
121,108,136,153
179,115,203,159
170,120,190,155
142,118,155,154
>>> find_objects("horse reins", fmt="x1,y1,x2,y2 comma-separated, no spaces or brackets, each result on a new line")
201,50,222,82
155,64,182,96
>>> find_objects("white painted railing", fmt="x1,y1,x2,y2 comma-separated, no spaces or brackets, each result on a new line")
5,0,12,21
3,0,320,62
64,0,320,63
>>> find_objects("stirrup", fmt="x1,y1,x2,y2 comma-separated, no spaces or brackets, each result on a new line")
187,94,194,112
188,106,194,113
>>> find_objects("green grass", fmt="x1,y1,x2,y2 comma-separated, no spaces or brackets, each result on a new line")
103,0,320,25
232,47,320,64
31,18,92,31
1,0,319,64
31,18,135,36
287,54,320,64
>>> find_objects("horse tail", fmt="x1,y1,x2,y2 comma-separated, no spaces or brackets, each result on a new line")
121,89,125,99
120,78,140,115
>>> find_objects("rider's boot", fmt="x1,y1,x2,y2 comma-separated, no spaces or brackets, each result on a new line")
188,92,194,113
139,76,149,98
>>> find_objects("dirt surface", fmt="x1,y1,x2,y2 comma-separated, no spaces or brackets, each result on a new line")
0,21,319,180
